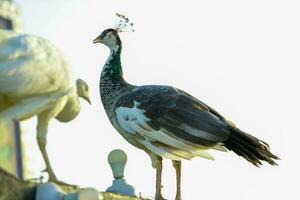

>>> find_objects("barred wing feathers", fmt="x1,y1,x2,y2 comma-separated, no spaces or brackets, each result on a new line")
114,86,230,161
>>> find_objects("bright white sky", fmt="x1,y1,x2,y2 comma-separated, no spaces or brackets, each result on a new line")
14,0,299,199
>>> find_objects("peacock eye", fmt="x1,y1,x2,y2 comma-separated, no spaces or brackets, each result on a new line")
100,32,106,39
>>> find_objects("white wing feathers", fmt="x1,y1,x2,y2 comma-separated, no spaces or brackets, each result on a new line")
115,102,216,161
0,30,73,97
0,90,70,121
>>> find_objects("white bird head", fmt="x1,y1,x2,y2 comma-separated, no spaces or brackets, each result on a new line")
76,79,91,104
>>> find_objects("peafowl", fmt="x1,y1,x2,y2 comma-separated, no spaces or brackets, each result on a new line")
0,29,91,183
93,14,279,200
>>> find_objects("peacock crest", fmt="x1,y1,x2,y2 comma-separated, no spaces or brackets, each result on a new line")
114,13,134,32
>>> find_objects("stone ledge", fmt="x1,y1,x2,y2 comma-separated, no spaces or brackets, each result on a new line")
0,167,149,200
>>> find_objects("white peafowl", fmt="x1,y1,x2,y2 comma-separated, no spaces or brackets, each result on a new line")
93,14,279,200
0,29,91,182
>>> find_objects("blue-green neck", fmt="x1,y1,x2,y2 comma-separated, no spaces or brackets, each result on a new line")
105,45,123,77
100,43,130,112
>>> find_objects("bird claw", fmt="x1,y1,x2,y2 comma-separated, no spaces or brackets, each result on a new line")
26,175,44,183
41,168,47,173
42,169,79,189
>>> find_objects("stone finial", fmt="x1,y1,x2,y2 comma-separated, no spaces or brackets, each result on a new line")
64,188,101,200
108,149,127,179
106,149,135,196
36,182,101,200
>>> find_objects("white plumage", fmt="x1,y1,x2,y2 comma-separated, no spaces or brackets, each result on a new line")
115,102,216,162
0,31,71,96
0,29,90,182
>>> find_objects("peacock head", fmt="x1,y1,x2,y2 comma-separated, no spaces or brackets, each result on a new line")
93,28,120,49
93,13,133,50
76,79,91,104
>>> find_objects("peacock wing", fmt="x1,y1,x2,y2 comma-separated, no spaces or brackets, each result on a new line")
114,85,230,160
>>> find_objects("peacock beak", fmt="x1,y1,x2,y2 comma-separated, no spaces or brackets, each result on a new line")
93,36,102,44
83,96,91,104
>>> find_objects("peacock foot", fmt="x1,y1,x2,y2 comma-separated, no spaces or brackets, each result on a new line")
43,168,79,189
155,193,168,200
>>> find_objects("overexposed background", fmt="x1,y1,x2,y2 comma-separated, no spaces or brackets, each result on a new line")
14,0,299,199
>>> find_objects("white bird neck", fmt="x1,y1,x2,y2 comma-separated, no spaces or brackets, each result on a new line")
55,88,80,122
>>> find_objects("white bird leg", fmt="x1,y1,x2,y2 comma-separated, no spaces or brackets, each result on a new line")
155,157,167,200
172,160,182,200
36,115,58,182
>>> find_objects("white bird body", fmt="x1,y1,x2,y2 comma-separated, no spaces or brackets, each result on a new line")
0,29,90,181
0,30,72,98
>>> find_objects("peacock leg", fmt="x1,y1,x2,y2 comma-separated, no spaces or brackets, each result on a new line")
36,116,57,182
155,156,167,200
172,160,182,200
